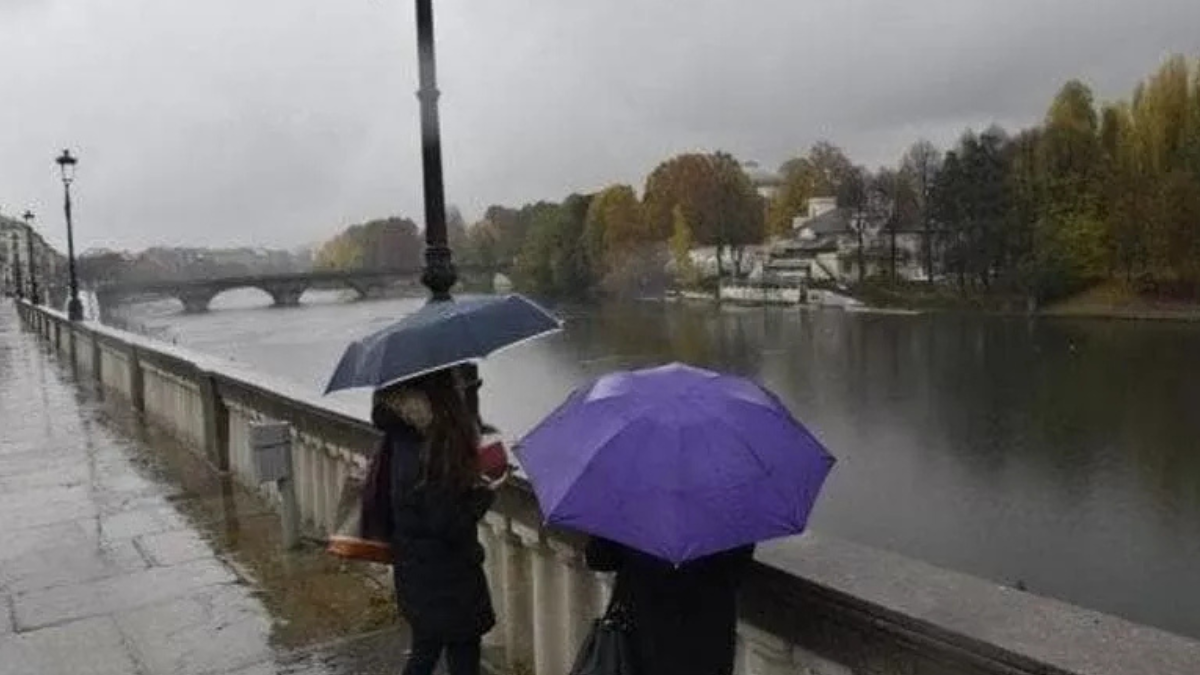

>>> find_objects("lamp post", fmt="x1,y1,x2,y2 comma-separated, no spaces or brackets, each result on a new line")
22,211,40,305
414,0,456,302
10,233,22,300
56,149,83,321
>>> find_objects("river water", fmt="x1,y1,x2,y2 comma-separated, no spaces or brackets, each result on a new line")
124,289,1200,639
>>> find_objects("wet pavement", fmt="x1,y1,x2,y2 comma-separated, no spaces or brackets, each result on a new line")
0,303,417,674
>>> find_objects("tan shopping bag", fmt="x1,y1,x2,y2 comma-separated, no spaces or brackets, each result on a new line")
326,446,393,564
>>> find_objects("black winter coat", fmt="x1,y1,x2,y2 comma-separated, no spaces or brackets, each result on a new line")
586,537,754,675
388,426,496,640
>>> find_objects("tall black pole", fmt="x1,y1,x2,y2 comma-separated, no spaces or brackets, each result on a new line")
58,150,83,321
24,213,40,305
64,180,82,320
11,234,23,300
415,0,456,302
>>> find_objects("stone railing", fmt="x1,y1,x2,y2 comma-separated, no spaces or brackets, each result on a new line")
16,301,1200,675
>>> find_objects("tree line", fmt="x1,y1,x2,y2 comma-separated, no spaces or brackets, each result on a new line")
318,55,1200,302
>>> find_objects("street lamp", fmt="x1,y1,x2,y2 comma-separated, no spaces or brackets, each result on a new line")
56,149,83,321
414,0,456,302
23,210,40,305
10,233,22,300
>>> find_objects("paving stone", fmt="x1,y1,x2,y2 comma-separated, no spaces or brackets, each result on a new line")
0,538,148,594
100,506,181,541
137,529,214,567
0,464,90,494
13,558,236,631
117,584,273,675
1,520,94,565
0,616,139,675
0,490,97,533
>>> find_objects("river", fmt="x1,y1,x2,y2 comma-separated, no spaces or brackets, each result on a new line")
122,289,1200,639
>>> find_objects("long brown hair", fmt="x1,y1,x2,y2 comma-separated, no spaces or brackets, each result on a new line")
417,369,480,492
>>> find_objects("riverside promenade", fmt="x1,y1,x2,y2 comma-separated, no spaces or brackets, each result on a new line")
0,301,411,675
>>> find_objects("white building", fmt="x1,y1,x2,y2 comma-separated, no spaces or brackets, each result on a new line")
762,198,928,284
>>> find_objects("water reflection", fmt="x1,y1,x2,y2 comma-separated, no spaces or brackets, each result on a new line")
129,291,1200,638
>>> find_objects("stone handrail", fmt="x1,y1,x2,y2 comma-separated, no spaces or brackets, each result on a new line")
16,301,1200,675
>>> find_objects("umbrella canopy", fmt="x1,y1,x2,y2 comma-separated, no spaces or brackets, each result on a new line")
516,363,835,565
324,294,561,394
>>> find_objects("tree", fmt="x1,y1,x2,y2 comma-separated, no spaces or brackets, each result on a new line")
1039,81,1105,283
871,168,920,282
931,150,969,290
465,219,502,272
447,206,468,258
583,184,644,279
838,166,871,283
77,250,130,286
669,205,698,287
1126,57,1200,291
769,142,855,237
480,205,523,266
513,202,565,294
1007,129,1047,293
552,194,595,294
643,152,763,277
900,140,943,281
513,195,595,298
315,217,422,271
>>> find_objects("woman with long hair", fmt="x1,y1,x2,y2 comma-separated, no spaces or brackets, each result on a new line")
374,367,497,675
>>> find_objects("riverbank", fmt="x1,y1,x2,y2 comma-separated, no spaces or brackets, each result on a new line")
844,280,1200,322
1041,282,1200,322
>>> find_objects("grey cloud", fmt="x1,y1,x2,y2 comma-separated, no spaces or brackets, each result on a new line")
2,0,1199,252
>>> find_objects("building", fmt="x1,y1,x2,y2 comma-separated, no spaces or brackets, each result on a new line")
0,215,67,302
762,197,928,284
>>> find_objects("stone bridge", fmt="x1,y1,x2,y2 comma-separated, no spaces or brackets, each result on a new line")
95,266,506,314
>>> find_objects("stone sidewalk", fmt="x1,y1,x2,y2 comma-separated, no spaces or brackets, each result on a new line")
0,305,411,675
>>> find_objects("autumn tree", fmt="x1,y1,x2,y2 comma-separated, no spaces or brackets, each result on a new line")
315,217,422,271
769,142,856,237
643,152,763,277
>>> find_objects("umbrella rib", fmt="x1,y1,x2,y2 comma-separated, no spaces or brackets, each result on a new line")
539,402,654,517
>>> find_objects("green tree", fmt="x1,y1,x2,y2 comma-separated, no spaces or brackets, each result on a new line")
1039,81,1106,283
872,167,921,282
447,206,468,258
838,166,870,283
583,184,643,280
900,139,942,281
669,205,698,287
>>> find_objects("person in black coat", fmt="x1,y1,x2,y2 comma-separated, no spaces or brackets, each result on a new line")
586,537,755,675
376,369,498,675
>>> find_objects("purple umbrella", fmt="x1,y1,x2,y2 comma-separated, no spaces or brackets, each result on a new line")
516,363,836,565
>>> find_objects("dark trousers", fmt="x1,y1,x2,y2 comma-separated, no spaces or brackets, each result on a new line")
403,634,482,675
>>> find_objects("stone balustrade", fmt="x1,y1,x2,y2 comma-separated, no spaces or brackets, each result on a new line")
16,300,1200,675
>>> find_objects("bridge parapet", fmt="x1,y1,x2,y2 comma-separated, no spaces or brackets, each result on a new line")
18,299,1199,675
95,265,505,313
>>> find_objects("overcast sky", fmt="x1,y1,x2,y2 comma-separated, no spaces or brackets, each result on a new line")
2,0,1198,252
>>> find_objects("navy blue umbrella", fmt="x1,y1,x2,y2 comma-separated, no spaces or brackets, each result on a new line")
324,294,562,394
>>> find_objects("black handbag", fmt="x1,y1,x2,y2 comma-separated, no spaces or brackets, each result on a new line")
568,583,638,675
